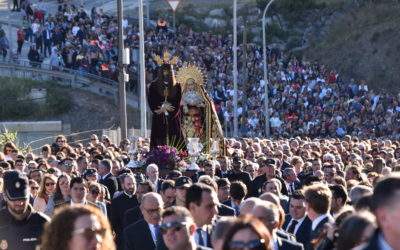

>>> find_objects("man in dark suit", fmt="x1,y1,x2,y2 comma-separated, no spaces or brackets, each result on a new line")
111,174,139,249
217,203,235,217
123,181,153,228
252,159,288,197
161,206,212,250
283,192,312,250
303,183,333,244
252,200,303,250
98,159,119,198
186,184,218,248
222,181,247,216
361,175,400,250
226,157,252,194
123,192,167,250
282,167,301,196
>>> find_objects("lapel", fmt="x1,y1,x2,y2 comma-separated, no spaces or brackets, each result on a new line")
142,221,156,249
296,216,312,239
276,235,284,248
311,216,330,239
363,230,383,250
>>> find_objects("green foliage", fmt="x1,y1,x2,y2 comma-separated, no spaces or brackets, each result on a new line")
0,77,72,120
0,129,28,153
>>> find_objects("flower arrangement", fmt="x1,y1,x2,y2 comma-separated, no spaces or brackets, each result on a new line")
145,145,183,169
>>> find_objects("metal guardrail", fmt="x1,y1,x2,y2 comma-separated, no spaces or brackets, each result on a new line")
0,58,140,108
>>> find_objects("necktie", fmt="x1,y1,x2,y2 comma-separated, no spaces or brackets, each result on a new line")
154,224,161,246
288,220,298,234
197,228,205,246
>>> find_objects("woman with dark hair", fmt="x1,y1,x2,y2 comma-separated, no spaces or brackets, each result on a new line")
33,174,57,213
335,211,376,250
222,215,272,250
40,205,115,250
45,174,71,216
3,141,17,161
41,144,52,159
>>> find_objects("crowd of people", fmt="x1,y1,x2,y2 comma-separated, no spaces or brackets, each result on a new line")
6,1,400,139
1,134,400,250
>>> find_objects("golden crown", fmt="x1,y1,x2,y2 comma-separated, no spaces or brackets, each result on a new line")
153,51,179,66
176,64,205,88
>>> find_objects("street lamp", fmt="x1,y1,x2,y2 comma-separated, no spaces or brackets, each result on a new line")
262,0,276,138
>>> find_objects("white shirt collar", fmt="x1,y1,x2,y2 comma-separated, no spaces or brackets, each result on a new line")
287,215,306,233
311,214,330,231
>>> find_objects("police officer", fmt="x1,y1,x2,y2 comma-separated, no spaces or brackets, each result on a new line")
0,170,49,250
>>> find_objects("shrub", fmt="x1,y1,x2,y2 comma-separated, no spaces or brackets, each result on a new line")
0,77,72,120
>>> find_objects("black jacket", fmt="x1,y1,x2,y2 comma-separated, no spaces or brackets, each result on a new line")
123,219,167,250
276,235,304,250
251,174,288,197
283,215,312,250
111,193,139,249
361,230,386,250
0,205,49,250
226,170,252,194
123,205,143,229
99,173,119,198
310,216,332,243
218,203,236,216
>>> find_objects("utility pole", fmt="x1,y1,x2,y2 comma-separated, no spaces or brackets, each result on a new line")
146,0,150,27
262,0,276,137
233,0,238,138
7,0,12,59
139,0,147,138
117,0,127,140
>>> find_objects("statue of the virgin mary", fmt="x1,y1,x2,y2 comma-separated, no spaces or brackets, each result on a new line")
175,64,224,153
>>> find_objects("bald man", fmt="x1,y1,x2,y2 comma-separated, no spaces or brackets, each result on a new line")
124,192,167,250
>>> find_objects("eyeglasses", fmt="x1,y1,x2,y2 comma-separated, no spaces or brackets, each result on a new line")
144,207,162,215
160,221,188,235
72,227,107,241
45,182,56,187
229,239,266,250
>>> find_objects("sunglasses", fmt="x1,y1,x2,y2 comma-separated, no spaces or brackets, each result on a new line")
45,182,56,187
72,227,107,241
229,239,266,250
31,186,39,190
160,221,188,235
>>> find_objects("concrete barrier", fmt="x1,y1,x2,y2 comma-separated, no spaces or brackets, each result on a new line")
0,121,62,132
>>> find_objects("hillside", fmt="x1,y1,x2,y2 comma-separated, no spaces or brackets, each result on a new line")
303,1,400,92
